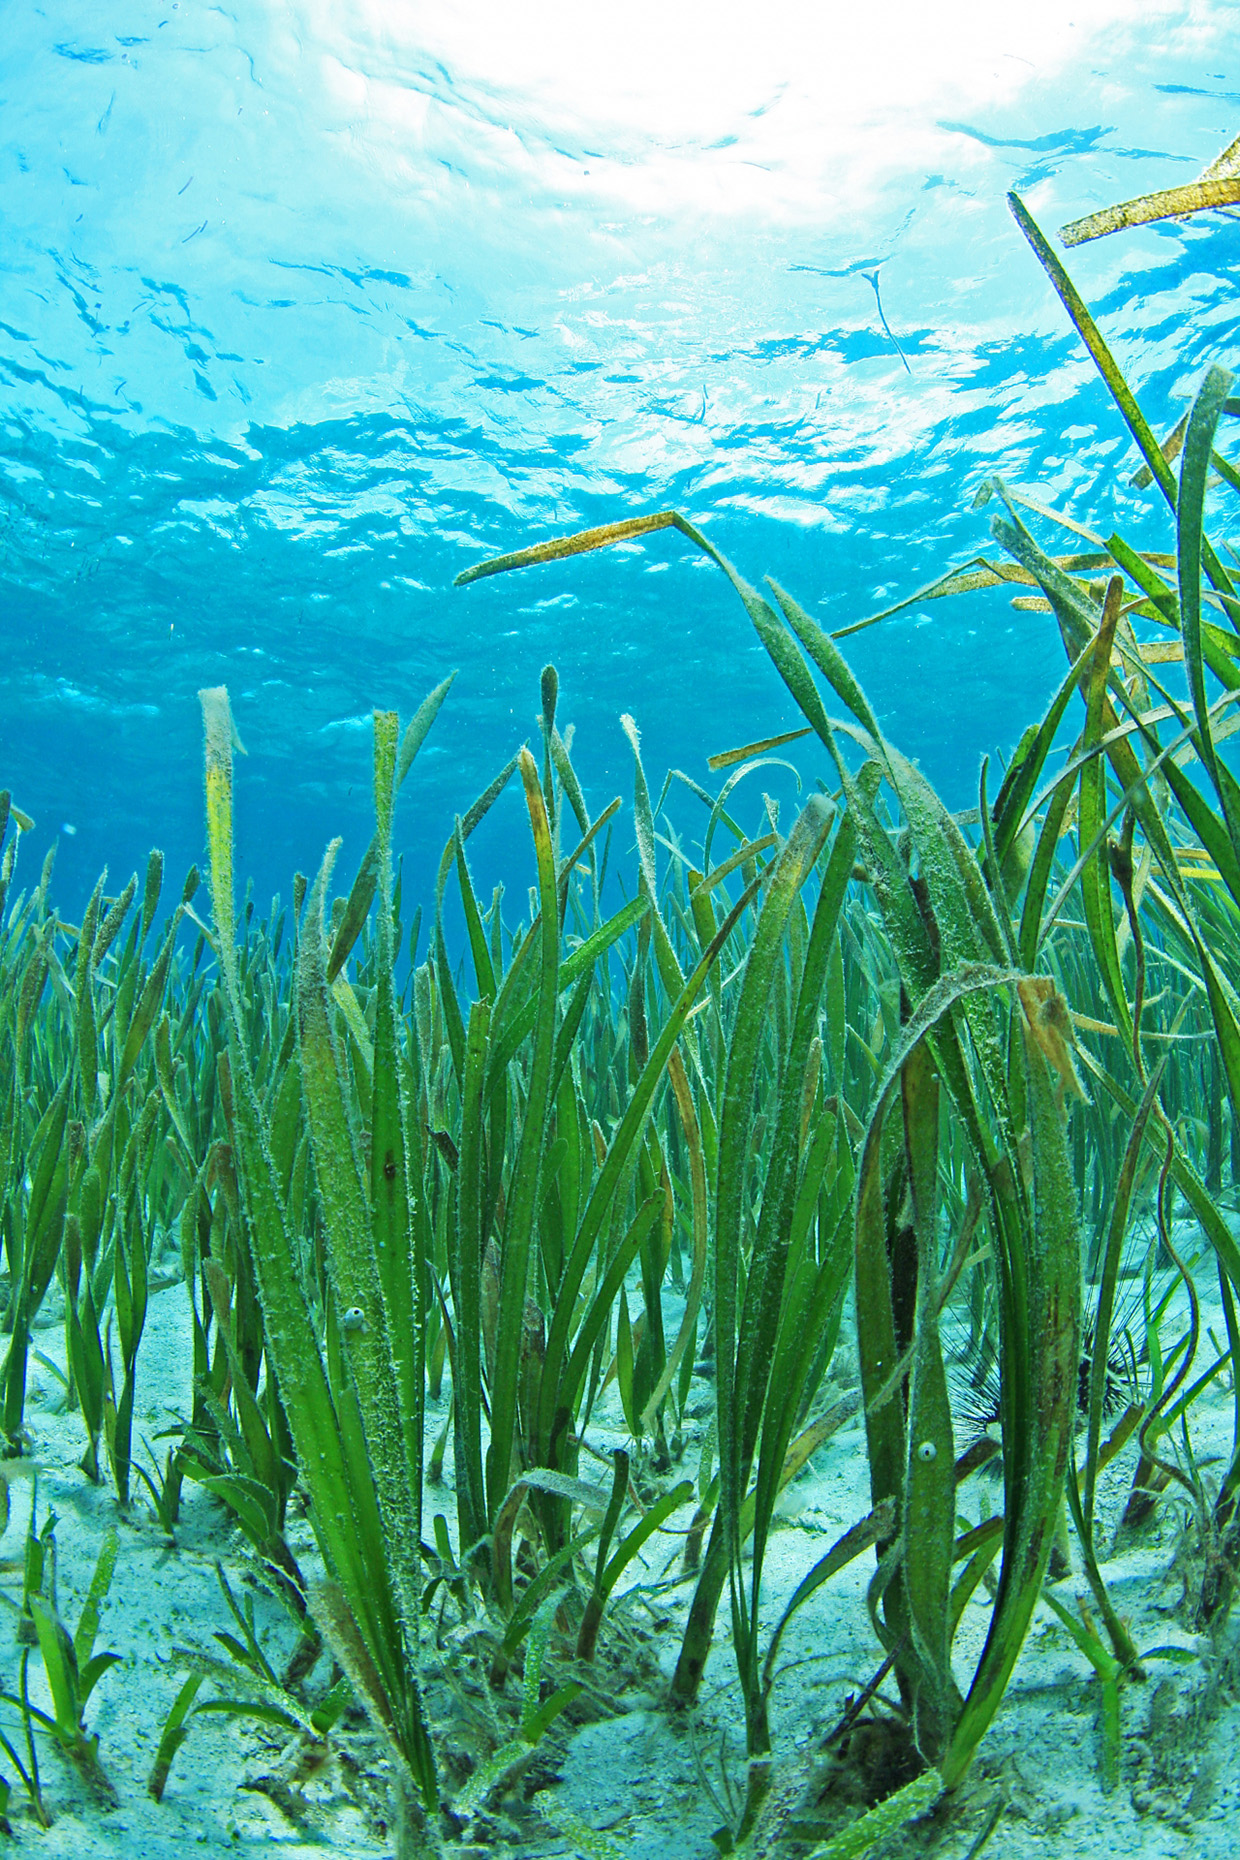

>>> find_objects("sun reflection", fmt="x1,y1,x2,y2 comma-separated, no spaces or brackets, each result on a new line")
317,0,1186,221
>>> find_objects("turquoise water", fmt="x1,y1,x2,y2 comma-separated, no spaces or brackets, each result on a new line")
3,3,1238,914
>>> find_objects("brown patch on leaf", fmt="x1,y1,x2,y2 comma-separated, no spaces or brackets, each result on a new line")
1018,976,1088,1107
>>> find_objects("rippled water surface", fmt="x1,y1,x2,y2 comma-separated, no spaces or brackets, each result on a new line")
3,2,1239,909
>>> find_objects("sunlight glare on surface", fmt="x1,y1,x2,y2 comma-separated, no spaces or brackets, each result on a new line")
315,0,1186,219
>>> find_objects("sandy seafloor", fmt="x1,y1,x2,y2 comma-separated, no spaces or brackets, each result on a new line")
2,1236,1238,1860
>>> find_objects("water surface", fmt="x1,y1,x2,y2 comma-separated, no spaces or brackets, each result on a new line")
3,1,1238,912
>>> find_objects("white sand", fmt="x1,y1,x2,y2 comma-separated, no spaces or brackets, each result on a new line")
0,1252,1236,1858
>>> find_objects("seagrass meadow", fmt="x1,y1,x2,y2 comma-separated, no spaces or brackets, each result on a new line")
5,175,1240,1860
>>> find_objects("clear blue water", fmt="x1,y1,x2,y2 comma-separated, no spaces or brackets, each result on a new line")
3,3,1239,920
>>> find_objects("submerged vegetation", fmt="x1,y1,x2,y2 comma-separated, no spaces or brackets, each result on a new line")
2,178,1240,1855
